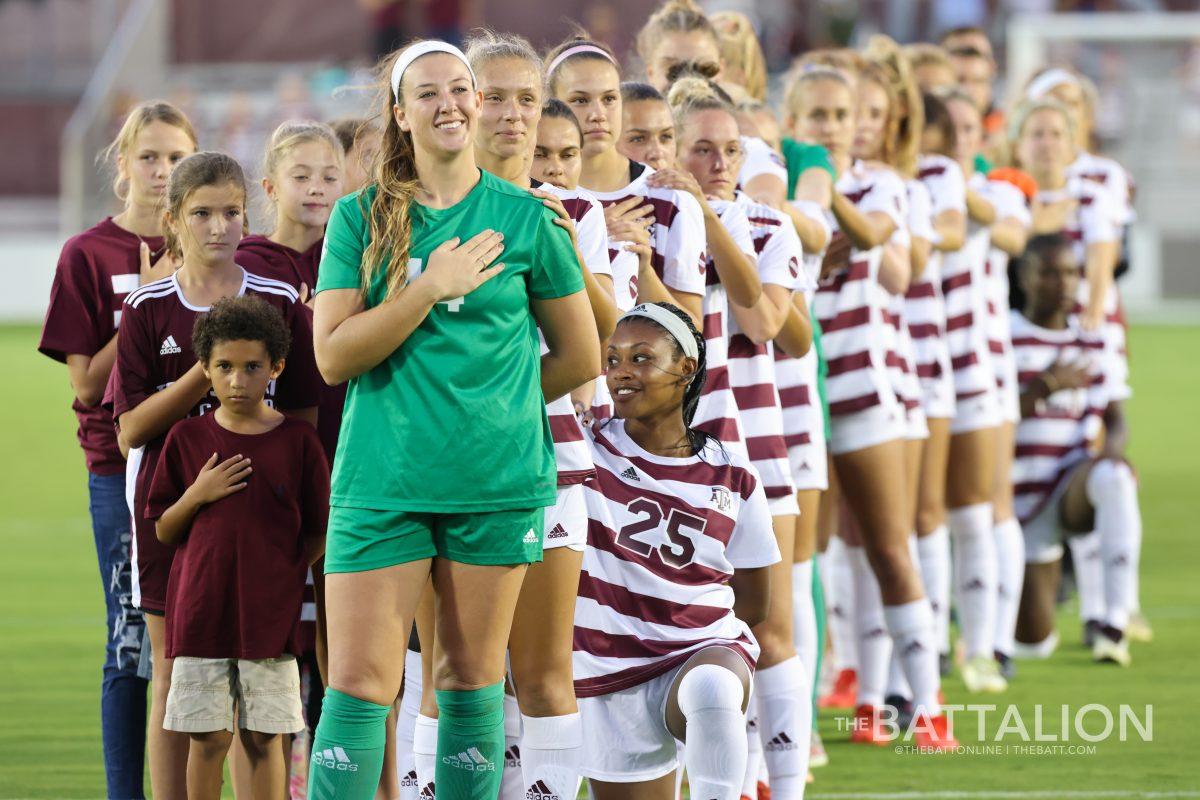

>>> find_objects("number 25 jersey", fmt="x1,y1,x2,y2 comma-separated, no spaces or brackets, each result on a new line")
574,419,779,697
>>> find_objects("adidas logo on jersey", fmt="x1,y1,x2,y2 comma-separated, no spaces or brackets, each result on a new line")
710,486,732,512
313,746,358,771
159,335,182,355
523,529,538,544
504,745,521,768
765,732,799,751
400,770,417,788
621,466,640,482
526,780,561,800
547,523,568,540
442,746,495,772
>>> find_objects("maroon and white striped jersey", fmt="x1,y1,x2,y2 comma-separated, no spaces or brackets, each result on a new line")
737,135,787,189
693,199,755,454
727,196,806,503
981,180,1031,400
813,162,907,417
906,156,967,417
537,183,613,486
883,182,919,418
1067,150,1134,227
574,419,779,697
939,171,998,403
1010,312,1112,523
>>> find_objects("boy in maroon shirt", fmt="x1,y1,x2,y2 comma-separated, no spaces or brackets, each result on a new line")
146,295,329,799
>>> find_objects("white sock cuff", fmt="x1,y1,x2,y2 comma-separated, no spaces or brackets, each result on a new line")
520,712,582,750
883,599,934,639
753,656,803,697
949,502,993,532
678,664,745,714
413,713,438,755
919,525,948,547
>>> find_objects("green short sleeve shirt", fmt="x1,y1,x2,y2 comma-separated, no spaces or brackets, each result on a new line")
316,170,585,512
781,138,836,200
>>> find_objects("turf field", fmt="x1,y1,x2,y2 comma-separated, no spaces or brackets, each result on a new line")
2,323,1198,799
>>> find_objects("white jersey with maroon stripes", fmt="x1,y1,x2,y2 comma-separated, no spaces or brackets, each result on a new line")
727,195,806,506
574,419,779,697
692,198,755,456
737,135,788,189
883,182,921,424
980,179,1031,419
537,183,613,486
813,162,907,418
1010,312,1111,524
906,155,966,419
939,171,998,404
1067,150,1135,227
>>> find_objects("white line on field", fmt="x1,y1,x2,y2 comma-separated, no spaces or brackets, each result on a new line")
806,792,1200,799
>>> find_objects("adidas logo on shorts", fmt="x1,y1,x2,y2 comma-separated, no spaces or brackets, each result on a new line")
765,732,799,751
526,779,561,800
547,523,568,540
442,746,495,772
313,746,358,771
523,529,538,544
401,770,417,788
621,466,640,481
159,335,182,356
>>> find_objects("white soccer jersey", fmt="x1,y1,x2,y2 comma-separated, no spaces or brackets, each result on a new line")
1067,150,1135,227
574,419,779,697
692,199,755,454
882,182,920,420
727,195,806,503
1010,312,1112,524
738,135,788,189
813,162,906,417
980,180,1031,403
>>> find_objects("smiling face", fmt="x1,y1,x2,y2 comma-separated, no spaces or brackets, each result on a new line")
618,99,677,170
678,107,743,200
554,58,623,159
645,30,722,92
531,115,583,189
202,338,283,410
852,79,891,161
394,52,481,158
791,77,855,159
606,317,696,422
169,182,246,268
118,120,196,210
475,56,542,161
265,140,343,229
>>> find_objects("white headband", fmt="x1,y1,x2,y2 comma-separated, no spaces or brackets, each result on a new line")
547,44,616,77
391,41,477,101
1025,68,1077,101
621,304,699,360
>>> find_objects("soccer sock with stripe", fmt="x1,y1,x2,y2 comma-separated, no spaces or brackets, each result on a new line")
435,682,506,800
413,714,438,798
679,664,747,800
755,657,811,800
396,650,422,800
1086,459,1142,632
992,517,1026,657
520,712,582,800
917,525,952,656
850,545,889,708
949,502,997,659
308,688,390,800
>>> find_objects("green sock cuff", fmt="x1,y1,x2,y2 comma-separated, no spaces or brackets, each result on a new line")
320,688,391,749
436,681,505,734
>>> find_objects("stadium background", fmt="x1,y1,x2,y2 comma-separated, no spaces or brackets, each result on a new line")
1,0,1198,796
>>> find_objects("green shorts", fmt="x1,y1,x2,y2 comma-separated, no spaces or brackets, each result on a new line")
324,505,545,573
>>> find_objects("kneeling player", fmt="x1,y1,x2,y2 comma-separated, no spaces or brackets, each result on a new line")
574,302,779,800
1010,234,1141,667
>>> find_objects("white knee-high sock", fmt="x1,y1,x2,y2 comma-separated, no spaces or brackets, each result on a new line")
824,537,858,672
1086,460,1142,632
520,713,582,800
679,665,748,800
755,657,810,800
992,517,1026,657
949,502,997,659
884,599,941,716
413,713,438,799
917,526,952,655
498,693,522,800
849,545,890,707
792,560,818,690
742,713,763,797
397,649,422,799
1068,531,1105,624
885,651,911,701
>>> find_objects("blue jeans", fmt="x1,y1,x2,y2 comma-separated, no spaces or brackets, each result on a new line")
88,472,148,799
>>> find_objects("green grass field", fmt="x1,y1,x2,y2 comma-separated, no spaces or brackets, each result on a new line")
2,323,1198,799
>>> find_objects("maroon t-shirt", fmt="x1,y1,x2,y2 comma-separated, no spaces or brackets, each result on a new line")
236,235,346,463
145,414,330,659
107,268,322,612
39,218,165,475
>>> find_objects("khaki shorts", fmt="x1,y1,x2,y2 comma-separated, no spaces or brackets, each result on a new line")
165,655,304,734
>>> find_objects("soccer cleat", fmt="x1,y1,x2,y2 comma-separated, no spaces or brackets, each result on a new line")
849,704,891,745
757,780,771,800
1092,631,1132,667
809,730,829,768
884,693,914,731
994,650,1017,681
912,712,959,751
818,668,858,709
961,655,1008,694
1083,619,1103,648
939,652,953,677
1126,611,1154,643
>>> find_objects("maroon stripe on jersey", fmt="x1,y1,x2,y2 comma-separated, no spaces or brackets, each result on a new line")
706,365,732,392
820,305,872,334
906,282,937,300
764,485,793,499
694,417,741,443
784,432,812,447
586,518,731,585
560,198,590,221
988,340,1005,354
575,626,750,660
746,434,787,460
882,310,900,328
951,352,980,370
598,194,681,228
916,362,943,379
732,383,778,411
909,322,941,339
1011,335,1103,350
747,215,782,228
946,311,974,331
828,392,883,416
778,385,811,407
728,334,768,359
943,272,973,293
817,259,870,292
751,233,771,255
918,165,947,179
825,350,871,377
558,468,595,487
904,397,921,410
884,350,906,370
577,571,727,628
1015,443,1082,458
956,389,988,401
842,186,872,204
703,310,724,340
549,414,585,443
590,428,758,496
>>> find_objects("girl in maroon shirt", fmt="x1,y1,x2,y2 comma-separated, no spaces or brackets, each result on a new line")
38,100,197,800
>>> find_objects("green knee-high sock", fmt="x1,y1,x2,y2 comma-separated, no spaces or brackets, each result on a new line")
436,681,506,800
309,688,391,800
812,555,827,727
